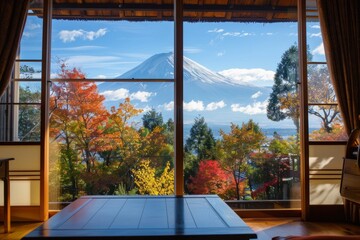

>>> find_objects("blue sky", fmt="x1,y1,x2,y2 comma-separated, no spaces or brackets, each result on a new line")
20,15,326,130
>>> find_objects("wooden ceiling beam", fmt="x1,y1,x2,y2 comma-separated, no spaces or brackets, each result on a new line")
30,2,296,13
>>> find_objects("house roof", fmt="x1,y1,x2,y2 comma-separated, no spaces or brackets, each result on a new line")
30,0,299,22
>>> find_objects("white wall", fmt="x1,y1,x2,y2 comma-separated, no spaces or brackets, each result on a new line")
0,145,40,206
309,144,345,205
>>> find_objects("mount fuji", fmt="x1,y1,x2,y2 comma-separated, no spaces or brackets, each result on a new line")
98,52,272,126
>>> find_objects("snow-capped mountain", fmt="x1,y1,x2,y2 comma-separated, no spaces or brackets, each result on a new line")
118,52,235,85
98,52,272,125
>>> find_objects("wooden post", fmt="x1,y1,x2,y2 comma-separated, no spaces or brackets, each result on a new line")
174,0,184,196
40,0,52,221
298,0,310,221
0,158,15,233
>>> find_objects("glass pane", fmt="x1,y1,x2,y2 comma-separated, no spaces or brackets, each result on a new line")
51,20,174,79
183,21,300,208
308,106,347,141
308,63,336,103
19,15,43,60
306,20,326,62
16,104,41,141
0,102,42,142
16,62,42,80
17,82,41,103
49,80,174,209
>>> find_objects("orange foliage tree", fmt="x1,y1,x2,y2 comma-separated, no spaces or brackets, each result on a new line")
217,120,266,200
50,62,115,197
51,62,111,172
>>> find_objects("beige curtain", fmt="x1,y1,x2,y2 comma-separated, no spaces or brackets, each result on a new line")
317,0,360,135
0,0,29,98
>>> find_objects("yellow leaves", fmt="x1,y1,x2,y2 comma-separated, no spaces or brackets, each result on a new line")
132,160,174,195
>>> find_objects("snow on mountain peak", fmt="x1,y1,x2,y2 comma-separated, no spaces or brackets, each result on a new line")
117,52,235,85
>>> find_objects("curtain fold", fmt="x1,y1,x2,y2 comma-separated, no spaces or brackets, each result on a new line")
0,0,29,98
317,0,360,135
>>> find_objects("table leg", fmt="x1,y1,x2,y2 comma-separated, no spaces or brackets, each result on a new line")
3,161,10,233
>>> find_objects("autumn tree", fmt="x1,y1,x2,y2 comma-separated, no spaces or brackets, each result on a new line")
267,44,340,135
58,64,110,173
139,125,173,171
308,66,341,133
217,120,265,200
141,110,174,170
309,122,347,141
50,61,113,197
187,160,233,197
104,97,143,192
250,134,298,200
184,116,216,192
132,160,174,195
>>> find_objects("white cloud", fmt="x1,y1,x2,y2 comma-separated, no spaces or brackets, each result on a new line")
28,23,41,30
59,30,83,43
310,32,322,38
100,88,129,101
217,51,225,57
184,100,204,111
223,31,254,37
231,100,268,115
223,32,241,37
161,101,174,111
85,28,107,40
67,55,120,64
219,68,275,87
141,105,152,112
205,101,226,111
311,25,321,29
261,32,274,36
100,89,154,102
50,73,59,79
184,47,202,54
59,28,107,43
52,45,106,51
208,28,224,33
96,75,107,79
130,91,155,102
312,43,325,55
251,91,262,99
64,55,137,70
161,100,225,112
23,32,32,37
23,22,42,37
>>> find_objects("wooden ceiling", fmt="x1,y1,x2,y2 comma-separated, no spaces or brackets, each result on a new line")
30,0,298,22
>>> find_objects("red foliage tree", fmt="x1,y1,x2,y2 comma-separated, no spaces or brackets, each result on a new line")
187,160,233,196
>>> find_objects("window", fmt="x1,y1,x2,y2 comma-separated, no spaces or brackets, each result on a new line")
183,21,300,208
0,11,43,142
47,2,302,210
48,18,175,209
306,19,346,141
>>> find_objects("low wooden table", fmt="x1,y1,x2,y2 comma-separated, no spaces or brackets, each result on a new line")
24,195,257,239
0,158,14,233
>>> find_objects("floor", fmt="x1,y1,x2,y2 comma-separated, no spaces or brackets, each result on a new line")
1,218,360,240
245,218,360,240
